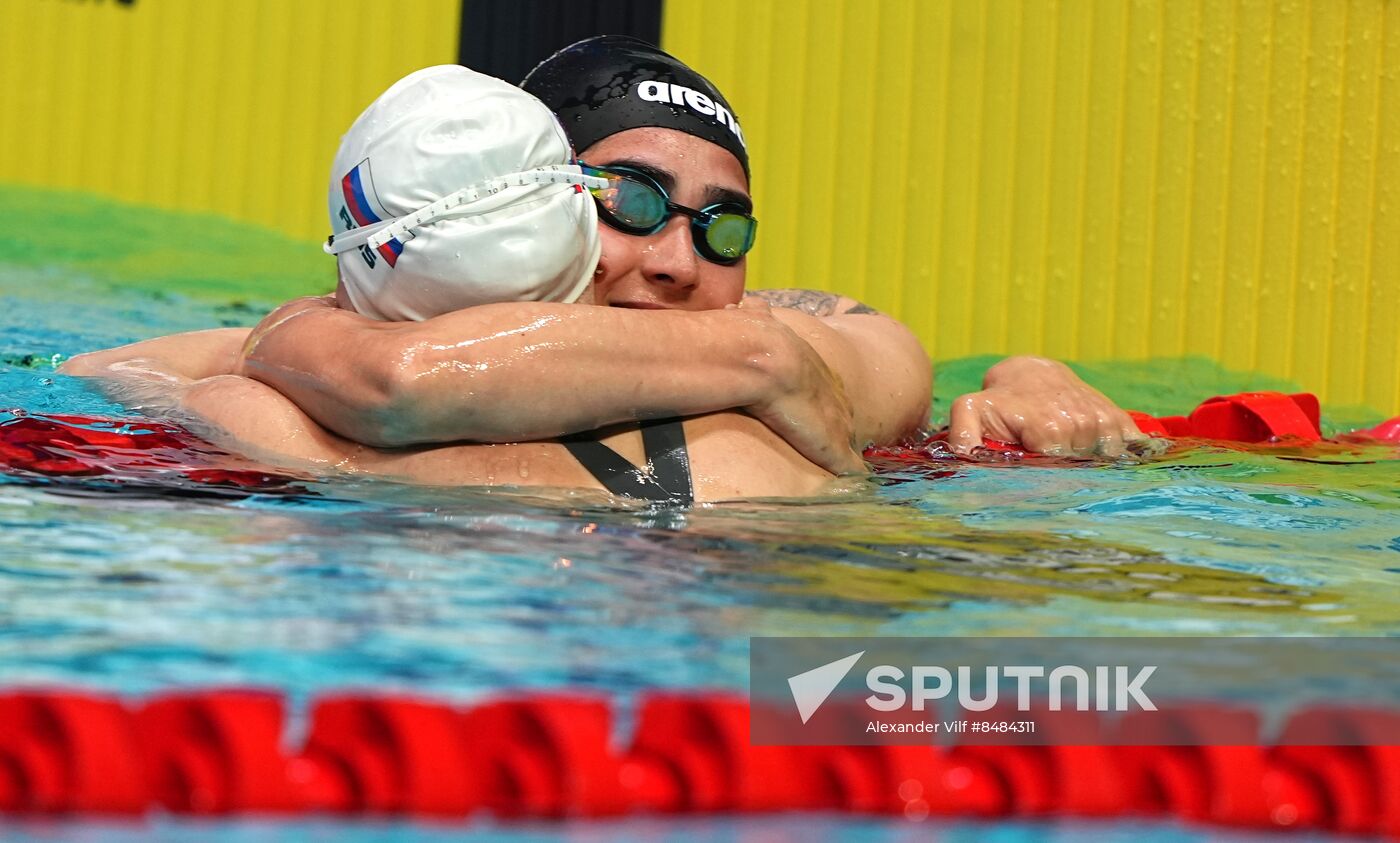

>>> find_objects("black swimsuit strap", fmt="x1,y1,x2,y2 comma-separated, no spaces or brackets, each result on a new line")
561,418,694,505
639,417,692,502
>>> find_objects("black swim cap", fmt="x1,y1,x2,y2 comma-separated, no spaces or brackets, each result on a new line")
521,35,750,181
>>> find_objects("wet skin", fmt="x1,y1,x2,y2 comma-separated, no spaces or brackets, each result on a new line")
64,126,1141,476
583,128,749,312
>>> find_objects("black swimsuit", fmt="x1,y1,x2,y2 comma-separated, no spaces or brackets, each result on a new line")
561,417,694,505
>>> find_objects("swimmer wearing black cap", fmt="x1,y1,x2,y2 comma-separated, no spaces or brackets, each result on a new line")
235,36,1144,463
523,35,751,181
60,53,847,501
66,38,1145,498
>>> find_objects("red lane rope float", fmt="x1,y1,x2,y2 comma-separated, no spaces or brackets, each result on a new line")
6,393,1392,491
1128,393,1323,443
866,391,1399,470
0,412,298,492
0,689,1395,835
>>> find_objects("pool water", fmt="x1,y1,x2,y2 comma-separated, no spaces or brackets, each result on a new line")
1,197,1397,841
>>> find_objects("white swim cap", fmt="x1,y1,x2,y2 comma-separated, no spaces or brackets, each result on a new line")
326,65,605,321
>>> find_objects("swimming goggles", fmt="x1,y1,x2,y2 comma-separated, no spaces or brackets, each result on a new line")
323,164,609,256
579,163,757,265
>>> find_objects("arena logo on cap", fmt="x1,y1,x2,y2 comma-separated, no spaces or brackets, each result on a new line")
635,80,746,149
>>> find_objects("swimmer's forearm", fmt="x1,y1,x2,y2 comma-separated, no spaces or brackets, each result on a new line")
59,328,251,380
239,301,797,447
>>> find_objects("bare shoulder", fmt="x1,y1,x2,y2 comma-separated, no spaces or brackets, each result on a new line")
763,297,932,443
745,288,880,317
60,328,253,379
176,375,359,468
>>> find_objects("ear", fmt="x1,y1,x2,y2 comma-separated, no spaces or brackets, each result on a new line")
334,278,355,312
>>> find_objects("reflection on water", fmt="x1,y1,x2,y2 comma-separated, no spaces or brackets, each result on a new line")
0,424,1395,701
0,273,1397,703
0,815,1338,843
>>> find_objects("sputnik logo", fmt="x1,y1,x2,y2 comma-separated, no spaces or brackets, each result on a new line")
787,651,864,724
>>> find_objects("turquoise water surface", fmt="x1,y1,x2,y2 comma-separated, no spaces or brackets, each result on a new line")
2,262,1397,841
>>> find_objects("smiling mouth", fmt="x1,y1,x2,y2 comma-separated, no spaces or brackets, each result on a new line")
609,302,671,310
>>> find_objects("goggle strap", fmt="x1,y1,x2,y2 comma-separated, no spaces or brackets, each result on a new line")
325,165,609,255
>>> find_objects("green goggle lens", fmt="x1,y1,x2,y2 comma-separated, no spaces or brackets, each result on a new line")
702,212,756,259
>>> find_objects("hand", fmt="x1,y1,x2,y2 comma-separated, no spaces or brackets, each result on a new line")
735,299,867,475
948,356,1147,457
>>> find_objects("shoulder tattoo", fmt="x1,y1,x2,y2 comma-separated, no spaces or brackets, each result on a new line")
748,289,880,317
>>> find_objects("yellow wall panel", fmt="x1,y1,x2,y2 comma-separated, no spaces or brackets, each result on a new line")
1041,1,1093,361
1005,0,1055,358
1078,0,1126,361
4,0,1394,411
665,0,1399,412
899,1,953,351
1366,0,1400,413
1115,0,1163,361
0,0,461,242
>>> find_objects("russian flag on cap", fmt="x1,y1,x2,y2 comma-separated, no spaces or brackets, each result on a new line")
339,159,404,267
376,237,404,266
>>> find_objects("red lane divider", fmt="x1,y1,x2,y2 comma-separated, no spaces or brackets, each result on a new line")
465,695,632,817
867,391,1395,468
137,691,301,814
0,691,147,814
0,689,1395,836
1131,392,1322,443
303,695,476,816
7,393,1391,494
0,412,298,491
1127,391,1400,448
1345,416,1400,445
1272,708,1400,835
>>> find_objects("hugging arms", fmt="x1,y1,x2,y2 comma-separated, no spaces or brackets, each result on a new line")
61,38,1144,490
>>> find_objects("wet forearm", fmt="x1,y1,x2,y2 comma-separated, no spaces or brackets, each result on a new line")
59,328,251,381
240,301,795,446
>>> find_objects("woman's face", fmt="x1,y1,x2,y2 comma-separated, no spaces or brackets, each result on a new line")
581,127,750,311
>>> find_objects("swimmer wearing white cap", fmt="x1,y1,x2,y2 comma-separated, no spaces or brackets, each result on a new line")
67,39,1144,492
61,63,842,501
242,37,1145,463
323,64,603,321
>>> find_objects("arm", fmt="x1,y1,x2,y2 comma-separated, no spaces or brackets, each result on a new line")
65,338,366,470
59,328,252,381
748,290,1145,457
174,375,369,470
239,295,868,473
948,356,1146,457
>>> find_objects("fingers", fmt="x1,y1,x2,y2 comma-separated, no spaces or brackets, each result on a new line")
835,442,868,475
1095,415,1126,457
947,395,986,455
809,415,867,476
1076,407,1120,457
823,379,864,475
1121,412,1148,442
1068,408,1101,455
976,399,1130,458
949,372,1159,461
1018,417,1067,456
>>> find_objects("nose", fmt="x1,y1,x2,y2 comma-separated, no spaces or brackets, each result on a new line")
638,215,700,292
